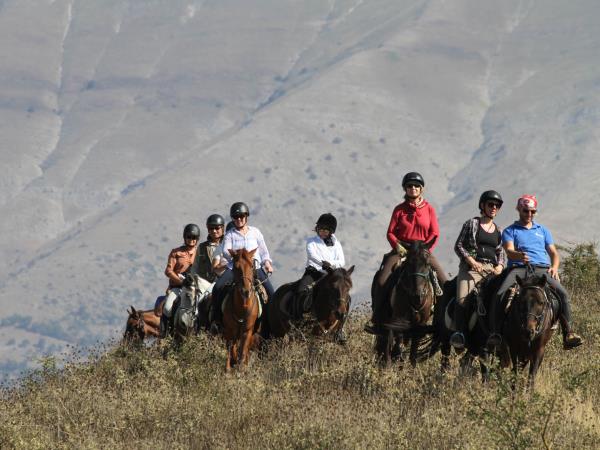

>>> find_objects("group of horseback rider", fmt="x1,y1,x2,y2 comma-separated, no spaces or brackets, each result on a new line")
160,202,347,341
160,171,583,350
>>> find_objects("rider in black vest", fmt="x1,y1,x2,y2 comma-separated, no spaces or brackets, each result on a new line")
190,214,225,282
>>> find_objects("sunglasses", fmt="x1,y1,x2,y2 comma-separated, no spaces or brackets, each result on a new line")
486,202,501,209
208,226,223,231
522,209,537,215
184,235,198,240
405,183,421,189
232,214,247,220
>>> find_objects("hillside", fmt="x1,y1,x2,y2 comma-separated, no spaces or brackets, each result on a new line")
1,0,600,376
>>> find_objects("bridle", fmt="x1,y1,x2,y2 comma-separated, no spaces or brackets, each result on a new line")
397,256,432,314
517,285,551,338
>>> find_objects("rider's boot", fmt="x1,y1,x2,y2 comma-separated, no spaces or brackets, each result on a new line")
486,296,503,350
209,298,223,335
559,315,583,350
450,303,466,350
159,314,168,339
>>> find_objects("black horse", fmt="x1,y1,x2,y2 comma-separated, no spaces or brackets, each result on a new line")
268,266,354,341
371,241,437,367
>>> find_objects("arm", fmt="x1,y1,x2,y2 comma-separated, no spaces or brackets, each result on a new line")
546,244,560,279
332,239,345,268
494,226,506,274
426,204,440,251
454,219,483,272
164,250,183,287
306,240,322,267
256,229,273,273
503,240,529,264
386,207,399,250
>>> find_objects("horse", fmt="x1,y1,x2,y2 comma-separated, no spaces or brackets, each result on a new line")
268,266,354,341
123,306,160,344
172,274,213,346
426,276,499,380
501,273,558,389
222,248,262,371
372,240,436,367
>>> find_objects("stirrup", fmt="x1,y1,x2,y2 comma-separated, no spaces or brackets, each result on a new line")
486,333,502,349
449,332,465,350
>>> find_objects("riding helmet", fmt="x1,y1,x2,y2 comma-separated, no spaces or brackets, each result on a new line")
183,223,201,240
402,172,425,188
478,190,503,209
230,202,250,218
316,213,337,233
206,214,225,227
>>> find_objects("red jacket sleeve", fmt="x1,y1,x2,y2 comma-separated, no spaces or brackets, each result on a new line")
386,206,400,250
426,204,440,250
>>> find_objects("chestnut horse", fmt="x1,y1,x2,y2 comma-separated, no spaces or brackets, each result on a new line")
268,266,354,340
502,273,558,389
123,305,161,344
223,248,261,371
373,241,436,367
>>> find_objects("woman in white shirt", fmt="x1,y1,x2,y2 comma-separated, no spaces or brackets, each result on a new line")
210,202,275,333
295,213,345,316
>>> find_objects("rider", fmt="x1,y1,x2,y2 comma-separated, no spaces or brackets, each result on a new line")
449,190,506,349
367,172,448,333
487,195,583,350
190,214,225,283
160,223,200,338
209,202,275,332
295,213,348,341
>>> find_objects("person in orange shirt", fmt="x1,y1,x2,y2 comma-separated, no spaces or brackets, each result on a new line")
160,223,200,338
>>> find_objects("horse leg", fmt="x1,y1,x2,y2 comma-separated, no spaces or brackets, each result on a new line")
239,330,253,369
528,347,545,391
410,336,420,368
225,340,233,372
441,340,452,374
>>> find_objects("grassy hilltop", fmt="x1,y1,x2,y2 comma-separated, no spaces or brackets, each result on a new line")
1,245,599,450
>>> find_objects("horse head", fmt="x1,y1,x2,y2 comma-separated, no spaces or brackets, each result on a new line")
313,266,354,328
124,306,145,343
228,248,257,301
515,274,549,341
386,240,435,327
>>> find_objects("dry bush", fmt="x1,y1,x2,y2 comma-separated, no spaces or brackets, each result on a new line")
1,246,600,449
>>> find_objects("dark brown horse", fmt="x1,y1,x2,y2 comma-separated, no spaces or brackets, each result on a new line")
373,241,436,367
123,306,160,344
223,248,261,371
268,266,354,340
502,273,558,389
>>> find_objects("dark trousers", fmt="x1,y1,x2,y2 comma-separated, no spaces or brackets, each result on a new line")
489,266,573,336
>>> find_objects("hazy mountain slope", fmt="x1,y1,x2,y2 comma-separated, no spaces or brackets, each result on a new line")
1,0,599,376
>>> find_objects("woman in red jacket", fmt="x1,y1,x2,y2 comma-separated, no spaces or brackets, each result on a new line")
376,171,448,290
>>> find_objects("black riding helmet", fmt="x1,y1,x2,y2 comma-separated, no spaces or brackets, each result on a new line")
316,213,337,233
183,223,200,240
206,214,225,227
230,202,250,218
402,172,425,187
479,190,504,211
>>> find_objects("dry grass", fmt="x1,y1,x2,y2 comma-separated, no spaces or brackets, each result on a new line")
2,245,599,449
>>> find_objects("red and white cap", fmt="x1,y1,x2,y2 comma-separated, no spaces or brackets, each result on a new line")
517,194,538,210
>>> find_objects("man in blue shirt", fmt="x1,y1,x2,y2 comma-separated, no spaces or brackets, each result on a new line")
487,195,583,349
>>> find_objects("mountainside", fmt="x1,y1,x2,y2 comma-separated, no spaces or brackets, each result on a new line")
1,0,599,376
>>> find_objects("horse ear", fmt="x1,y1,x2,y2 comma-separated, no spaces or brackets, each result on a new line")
425,237,437,251
537,276,547,287
249,247,258,257
515,275,523,286
346,265,355,275
228,249,236,257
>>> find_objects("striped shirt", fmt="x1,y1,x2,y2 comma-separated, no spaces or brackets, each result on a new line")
454,217,506,267
222,226,272,270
